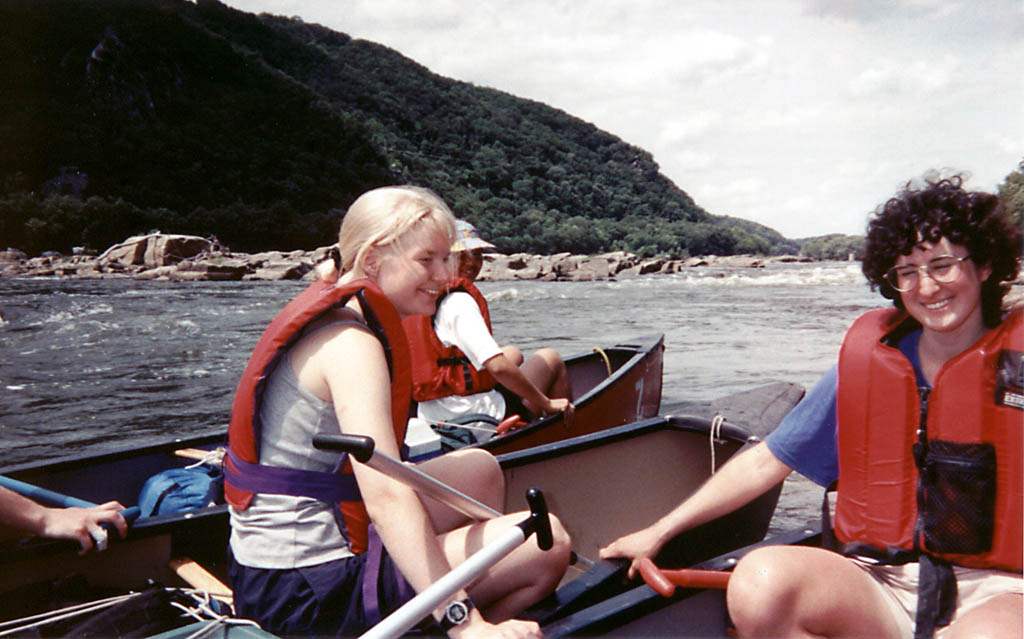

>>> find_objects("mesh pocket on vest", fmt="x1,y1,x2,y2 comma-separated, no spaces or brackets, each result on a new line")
921,440,996,555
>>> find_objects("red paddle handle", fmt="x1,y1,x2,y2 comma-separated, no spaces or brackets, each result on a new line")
637,557,731,597
496,414,524,435
637,557,676,597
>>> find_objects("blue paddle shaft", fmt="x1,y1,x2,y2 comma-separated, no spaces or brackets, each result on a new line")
0,474,140,522
0,474,95,509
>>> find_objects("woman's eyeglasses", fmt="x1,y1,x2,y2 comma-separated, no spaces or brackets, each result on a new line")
884,255,971,292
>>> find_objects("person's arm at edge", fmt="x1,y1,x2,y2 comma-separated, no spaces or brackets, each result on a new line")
600,365,840,578
481,353,568,416
0,485,127,554
599,442,792,577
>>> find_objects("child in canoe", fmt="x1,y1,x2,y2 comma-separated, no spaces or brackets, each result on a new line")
404,219,574,435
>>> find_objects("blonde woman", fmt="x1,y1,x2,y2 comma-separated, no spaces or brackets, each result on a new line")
225,186,570,638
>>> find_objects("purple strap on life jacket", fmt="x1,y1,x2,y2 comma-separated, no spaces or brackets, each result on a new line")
362,524,414,627
224,448,362,503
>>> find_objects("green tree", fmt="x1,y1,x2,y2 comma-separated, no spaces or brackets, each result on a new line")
800,234,865,261
996,159,1024,230
0,0,807,257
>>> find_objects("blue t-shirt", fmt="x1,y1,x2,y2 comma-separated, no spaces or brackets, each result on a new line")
765,329,923,487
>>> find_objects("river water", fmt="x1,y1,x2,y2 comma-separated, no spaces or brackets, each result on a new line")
0,262,881,533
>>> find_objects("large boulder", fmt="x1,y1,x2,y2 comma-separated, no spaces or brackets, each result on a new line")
248,261,311,281
0,248,27,263
144,234,212,267
174,258,250,281
599,251,640,275
98,233,213,268
98,235,149,267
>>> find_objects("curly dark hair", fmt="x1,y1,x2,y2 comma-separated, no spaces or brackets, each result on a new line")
862,175,1022,327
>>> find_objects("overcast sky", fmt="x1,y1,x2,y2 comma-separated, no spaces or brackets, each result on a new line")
221,0,1022,238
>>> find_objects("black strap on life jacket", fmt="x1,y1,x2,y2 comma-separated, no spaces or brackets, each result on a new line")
821,483,957,639
914,555,957,639
436,355,479,392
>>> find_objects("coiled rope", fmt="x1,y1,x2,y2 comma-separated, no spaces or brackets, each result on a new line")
709,413,725,474
592,347,613,377
170,590,262,639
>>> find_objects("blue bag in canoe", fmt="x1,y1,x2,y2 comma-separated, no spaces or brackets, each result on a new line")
138,466,223,517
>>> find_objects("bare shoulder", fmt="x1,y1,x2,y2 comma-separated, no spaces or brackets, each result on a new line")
289,310,387,401
316,318,384,366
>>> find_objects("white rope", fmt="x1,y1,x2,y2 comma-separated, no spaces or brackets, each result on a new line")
184,446,225,469
709,413,725,474
0,592,142,636
592,347,613,377
0,587,257,638
169,594,262,639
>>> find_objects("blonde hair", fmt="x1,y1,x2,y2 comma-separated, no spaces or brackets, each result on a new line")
316,186,457,281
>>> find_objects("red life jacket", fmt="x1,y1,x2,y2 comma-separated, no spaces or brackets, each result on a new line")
224,277,411,554
835,308,1023,571
403,277,498,402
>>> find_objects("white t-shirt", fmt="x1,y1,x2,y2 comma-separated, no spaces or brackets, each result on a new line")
416,291,506,425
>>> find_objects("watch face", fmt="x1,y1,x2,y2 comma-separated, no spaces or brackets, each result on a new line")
447,601,468,624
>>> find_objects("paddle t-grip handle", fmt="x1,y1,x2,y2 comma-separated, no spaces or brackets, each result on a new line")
520,488,553,551
312,433,376,463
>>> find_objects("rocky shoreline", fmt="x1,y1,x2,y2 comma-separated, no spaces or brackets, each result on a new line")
0,232,818,282
3,233,1022,311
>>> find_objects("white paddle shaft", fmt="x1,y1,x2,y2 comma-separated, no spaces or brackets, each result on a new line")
363,451,501,521
359,526,527,639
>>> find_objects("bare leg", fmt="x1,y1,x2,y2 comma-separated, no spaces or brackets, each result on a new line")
501,345,524,367
438,512,571,621
727,545,904,638
412,448,571,620
945,593,1022,639
415,448,505,532
519,348,572,415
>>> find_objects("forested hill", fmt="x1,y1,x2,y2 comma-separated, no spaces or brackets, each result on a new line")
0,0,799,256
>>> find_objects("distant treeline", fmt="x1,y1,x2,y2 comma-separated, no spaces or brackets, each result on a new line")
1,1,1020,258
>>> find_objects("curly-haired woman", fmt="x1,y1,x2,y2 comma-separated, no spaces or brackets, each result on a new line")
602,175,1022,638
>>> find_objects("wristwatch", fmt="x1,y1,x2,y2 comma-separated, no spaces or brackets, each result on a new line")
439,597,475,632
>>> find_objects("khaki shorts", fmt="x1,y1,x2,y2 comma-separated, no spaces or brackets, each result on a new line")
851,557,1023,637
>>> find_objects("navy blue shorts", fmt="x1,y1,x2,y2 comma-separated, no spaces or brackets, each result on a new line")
228,529,415,637
497,385,535,422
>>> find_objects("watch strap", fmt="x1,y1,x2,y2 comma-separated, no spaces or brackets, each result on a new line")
439,597,475,632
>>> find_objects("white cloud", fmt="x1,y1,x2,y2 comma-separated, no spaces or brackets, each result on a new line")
659,112,724,145
799,0,968,23
669,149,716,172
220,0,1024,238
847,58,957,99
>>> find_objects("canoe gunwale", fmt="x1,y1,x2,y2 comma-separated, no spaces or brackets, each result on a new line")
539,525,824,637
478,333,664,452
496,413,755,470
0,433,226,478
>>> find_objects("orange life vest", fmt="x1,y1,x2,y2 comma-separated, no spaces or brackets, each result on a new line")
224,278,411,554
403,278,498,402
835,308,1023,571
